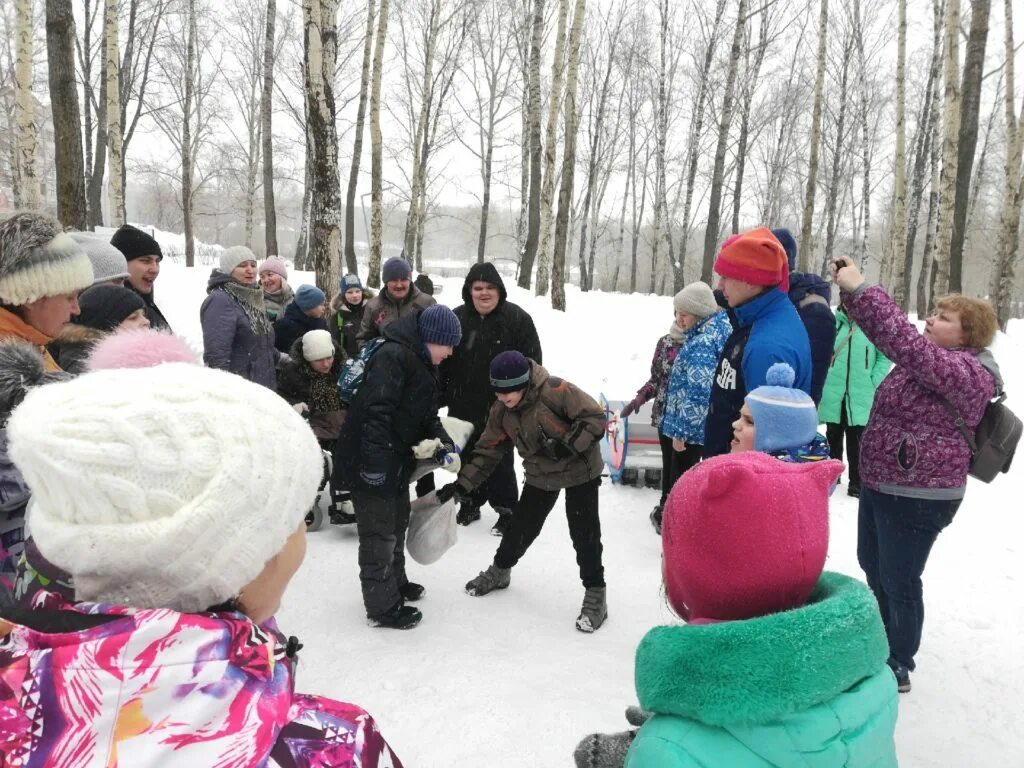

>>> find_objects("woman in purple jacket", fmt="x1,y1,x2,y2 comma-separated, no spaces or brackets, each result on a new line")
832,256,999,694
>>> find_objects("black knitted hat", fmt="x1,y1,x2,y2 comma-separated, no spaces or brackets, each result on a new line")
110,224,163,262
75,283,147,332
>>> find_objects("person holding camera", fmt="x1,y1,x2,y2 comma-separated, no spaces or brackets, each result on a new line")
438,351,608,633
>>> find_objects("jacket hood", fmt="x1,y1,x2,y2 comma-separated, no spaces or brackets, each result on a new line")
206,269,237,292
383,311,429,360
461,262,508,307
635,572,890,726
974,348,1004,393
330,287,374,313
51,323,107,346
516,360,550,410
788,271,832,303
282,300,314,323
0,340,70,420
287,335,343,375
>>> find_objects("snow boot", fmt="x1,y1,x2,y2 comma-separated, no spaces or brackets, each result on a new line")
400,581,425,602
888,659,911,693
368,603,422,630
465,563,511,596
490,506,513,537
576,586,607,633
457,503,481,526
329,497,356,525
650,505,663,535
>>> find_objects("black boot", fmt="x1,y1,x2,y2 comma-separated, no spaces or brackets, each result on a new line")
456,503,481,526
650,505,663,535
368,602,422,630
400,582,425,601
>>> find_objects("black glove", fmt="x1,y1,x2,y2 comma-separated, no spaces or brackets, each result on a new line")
540,435,573,461
433,441,456,465
436,483,461,504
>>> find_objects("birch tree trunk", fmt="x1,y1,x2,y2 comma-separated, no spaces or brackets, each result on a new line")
700,0,747,282
991,0,1022,329
550,0,585,311
303,0,343,294
798,0,829,273
181,0,196,266
344,0,375,275
890,0,907,291
46,0,87,229
917,99,943,314
932,0,960,300
948,0,991,293
105,0,125,225
535,0,569,296
368,0,389,287
517,0,545,289
15,0,40,210
823,38,853,266
87,39,108,228
516,1,532,262
262,0,279,257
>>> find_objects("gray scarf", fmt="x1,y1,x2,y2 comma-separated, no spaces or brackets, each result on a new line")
667,321,685,342
224,280,272,337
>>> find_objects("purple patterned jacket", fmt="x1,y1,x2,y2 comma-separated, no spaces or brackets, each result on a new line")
843,284,995,499
633,334,682,428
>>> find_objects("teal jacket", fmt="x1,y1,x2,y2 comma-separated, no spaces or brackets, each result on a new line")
818,311,891,427
625,572,898,768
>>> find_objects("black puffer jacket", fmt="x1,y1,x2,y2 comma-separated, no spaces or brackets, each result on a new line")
273,301,328,354
334,312,452,496
440,263,542,433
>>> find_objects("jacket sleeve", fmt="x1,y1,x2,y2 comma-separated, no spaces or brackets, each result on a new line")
275,364,305,405
625,724,702,768
201,293,237,372
279,694,403,767
676,332,721,445
635,338,665,402
844,284,991,407
870,345,892,389
517,308,543,365
355,301,378,347
456,403,511,495
551,380,607,455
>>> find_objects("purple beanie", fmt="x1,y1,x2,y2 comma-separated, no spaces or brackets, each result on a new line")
489,351,531,392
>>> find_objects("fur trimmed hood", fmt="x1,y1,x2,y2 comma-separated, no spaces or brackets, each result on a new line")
0,340,70,421
635,572,890,725
329,287,375,314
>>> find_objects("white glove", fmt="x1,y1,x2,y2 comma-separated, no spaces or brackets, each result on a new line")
440,452,461,474
412,438,442,459
293,402,309,415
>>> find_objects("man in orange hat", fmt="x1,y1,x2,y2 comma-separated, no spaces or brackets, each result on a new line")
701,227,812,458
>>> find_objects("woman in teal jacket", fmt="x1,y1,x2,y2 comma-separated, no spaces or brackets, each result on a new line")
818,307,891,497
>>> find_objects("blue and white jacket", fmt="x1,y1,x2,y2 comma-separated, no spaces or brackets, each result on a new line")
660,311,733,446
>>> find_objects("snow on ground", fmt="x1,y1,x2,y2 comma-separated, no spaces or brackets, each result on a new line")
159,258,1022,766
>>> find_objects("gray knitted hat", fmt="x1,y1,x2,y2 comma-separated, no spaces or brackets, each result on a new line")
69,232,130,285
220,245,257,275
0,213,94,305
673,281,719,318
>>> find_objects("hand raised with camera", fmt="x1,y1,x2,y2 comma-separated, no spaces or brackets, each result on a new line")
831,255,865,293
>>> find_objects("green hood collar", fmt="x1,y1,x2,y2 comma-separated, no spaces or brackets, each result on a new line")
635,572,889,726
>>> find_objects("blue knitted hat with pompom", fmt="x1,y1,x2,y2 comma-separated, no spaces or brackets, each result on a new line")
744,363,818,452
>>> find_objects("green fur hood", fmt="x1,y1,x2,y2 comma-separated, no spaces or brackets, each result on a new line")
636,572,890,724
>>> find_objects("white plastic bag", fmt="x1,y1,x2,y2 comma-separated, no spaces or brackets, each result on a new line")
406,491,458,565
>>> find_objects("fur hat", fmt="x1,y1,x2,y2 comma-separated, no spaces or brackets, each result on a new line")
7,363,323,613
0,213,94,305
301,329,335,361
87,328,201,371
490,351,531,392
258,256,288,280
220,245,257,275
662,452,843,623
69,232,130,285
110,224,163,262
713,227,790,292
74,284,147,332
745,363,818,452
673,282,718,318
417,304,461,347
382,257,412,283
294,284,326,312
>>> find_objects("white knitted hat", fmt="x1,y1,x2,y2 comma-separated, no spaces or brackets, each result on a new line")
7,363,323,613
0,213,94,305
302,329,335,361
673,281,719,318
220,245,257,275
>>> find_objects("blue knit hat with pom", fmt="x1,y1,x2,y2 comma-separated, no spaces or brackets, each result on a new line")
417,304,462,347
744,363,818,452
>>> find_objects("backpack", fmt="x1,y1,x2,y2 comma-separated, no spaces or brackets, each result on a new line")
337,337,386,404
941,387,1023,483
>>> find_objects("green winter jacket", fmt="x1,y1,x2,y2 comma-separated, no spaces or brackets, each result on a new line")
625,572,899,768
818,311,891,427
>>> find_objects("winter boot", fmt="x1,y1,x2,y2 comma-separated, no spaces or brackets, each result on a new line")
457,503,481,526
888,659,911,693
329,493,356,525
576,586,608,633
490,506,513,537
847,484,861,499
367,602,422,630
465,563,511,596
400,581,425,602
649,505,663,535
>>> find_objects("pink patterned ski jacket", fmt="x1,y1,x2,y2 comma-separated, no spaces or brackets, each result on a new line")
0,592,403,767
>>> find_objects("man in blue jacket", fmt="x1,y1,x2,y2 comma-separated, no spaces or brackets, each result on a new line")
702,228,812,458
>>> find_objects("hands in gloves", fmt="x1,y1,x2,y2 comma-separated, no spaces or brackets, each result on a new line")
619,396,644,419
436,483,465,504
413,438,442,459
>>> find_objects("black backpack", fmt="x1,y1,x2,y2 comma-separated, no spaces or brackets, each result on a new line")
941,385,1022,484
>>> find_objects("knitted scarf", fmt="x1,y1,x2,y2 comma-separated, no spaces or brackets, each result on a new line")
224,281,272,337
307,367,342,414
667,321,685,343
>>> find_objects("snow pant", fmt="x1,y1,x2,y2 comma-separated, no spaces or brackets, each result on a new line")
494,476,604,588
353,488,412,618
657,433,702,506
825,411,864,491
857,487,960,670
318,439,350,509
464,442,519,512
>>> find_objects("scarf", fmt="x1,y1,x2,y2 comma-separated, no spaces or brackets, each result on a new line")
667,321,685,343
307,368,342,414
224,281,272,337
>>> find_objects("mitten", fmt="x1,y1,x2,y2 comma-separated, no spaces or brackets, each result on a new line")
436,483,461,504
619,396,643,419
624,705,653,727
413,438,442,459
572,730,638,768
292,402,309,415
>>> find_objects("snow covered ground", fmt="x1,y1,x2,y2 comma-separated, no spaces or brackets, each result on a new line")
157,255,1023,767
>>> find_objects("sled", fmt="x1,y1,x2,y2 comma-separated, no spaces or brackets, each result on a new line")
599,394,663,487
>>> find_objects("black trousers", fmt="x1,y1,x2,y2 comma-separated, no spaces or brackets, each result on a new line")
352,488,412,618
657,434,702,506
825,409,864,490
494,476,604,588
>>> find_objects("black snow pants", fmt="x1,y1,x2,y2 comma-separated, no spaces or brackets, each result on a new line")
353,488,412,618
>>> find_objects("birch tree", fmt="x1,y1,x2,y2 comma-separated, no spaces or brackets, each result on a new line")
368,0,390,287
343,0,375,275
105,0,126,225
14,0,39,209
931,0,960,300
550,0,585,310
517,0,545,289
46,0,87,229
890,0,907,289
262,0,278,256
797,0,829,272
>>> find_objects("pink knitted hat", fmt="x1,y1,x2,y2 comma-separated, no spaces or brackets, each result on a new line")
258,256,288,280
662,452,843,623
